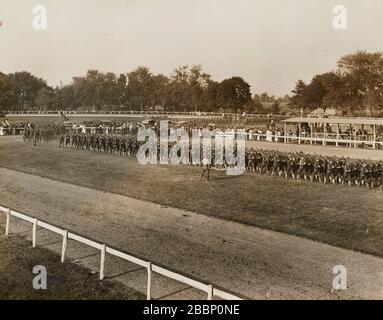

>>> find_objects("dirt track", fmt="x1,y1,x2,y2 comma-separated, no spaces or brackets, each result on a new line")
0,167,382,299
2,136,383,257
246,140,383,160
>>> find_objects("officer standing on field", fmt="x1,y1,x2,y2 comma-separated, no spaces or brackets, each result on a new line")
200,158,211,181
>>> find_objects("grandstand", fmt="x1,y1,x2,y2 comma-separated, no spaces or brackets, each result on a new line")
281,117,383,150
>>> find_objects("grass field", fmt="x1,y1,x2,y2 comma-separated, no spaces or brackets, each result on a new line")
0,136,383,257
0,227,143,300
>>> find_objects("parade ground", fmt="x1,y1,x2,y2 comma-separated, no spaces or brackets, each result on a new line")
0,136,383,299
1,136,383,256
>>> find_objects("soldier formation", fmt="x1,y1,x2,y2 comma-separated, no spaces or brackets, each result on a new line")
245,149,383,189
16,119,370,191
23,123,65,146
54,131,383,190
58,133,140,157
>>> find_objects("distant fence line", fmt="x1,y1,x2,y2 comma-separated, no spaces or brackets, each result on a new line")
4,110,286,119
0,205,244,300
248,133,383,150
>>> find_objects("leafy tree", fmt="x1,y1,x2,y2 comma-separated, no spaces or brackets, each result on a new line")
290,80,307,109
243,99,257,113
71,70,103,110
271,101,280,114
0,72,10,111
216,77,252,113
188,65,211,111
303,73,341,110
55,85,75,110
337,50,383,115
253,94,261,103
203,80,219,112
260,92,270,103
3,72,47,110
150,74,169,109
289,51,383,115
117,74,128,107
127,66,154,110
35,87,54,110
167,65,211,111
101,72,119,109
168,66,190,111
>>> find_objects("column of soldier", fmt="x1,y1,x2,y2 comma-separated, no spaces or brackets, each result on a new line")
57,132,383,190
245,149,383,189
58,133,141,157
24,123,66,145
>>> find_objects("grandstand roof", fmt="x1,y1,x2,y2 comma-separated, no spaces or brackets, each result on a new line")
282,117,383,126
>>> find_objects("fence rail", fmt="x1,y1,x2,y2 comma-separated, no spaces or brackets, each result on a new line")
247,133,383,149
4,110,286,119
0,205,244,300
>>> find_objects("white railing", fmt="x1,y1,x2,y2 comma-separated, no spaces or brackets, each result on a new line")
5,110,286,119
0,205,243,301
246,133,383,149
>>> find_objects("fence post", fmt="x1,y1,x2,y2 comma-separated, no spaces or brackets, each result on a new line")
5,208,11,237
100,244,106,280
32,218,38,247
61,230,68,263
147,262,152,300
207,285,213,300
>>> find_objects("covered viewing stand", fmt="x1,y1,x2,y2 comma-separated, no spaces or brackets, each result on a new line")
281,117,383,150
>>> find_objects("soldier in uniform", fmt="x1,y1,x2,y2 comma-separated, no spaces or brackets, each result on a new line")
297,156,306,180
65,133,71,148
200,159,211,181
343,160,352,186
58,134,64,148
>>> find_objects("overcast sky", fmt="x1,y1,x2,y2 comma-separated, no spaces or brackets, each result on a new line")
0,0,382,96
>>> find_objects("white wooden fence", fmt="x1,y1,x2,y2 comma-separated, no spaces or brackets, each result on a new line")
247,133,383,149
0,205,243,300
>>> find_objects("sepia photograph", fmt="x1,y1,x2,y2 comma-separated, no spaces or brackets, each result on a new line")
0,0,383,311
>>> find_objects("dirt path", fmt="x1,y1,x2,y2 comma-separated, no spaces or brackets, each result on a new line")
246,140,383,160
0,167,382,299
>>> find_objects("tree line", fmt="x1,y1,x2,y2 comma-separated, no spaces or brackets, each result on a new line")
289,51,383,116
1,51,382,115
0,65,255,113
